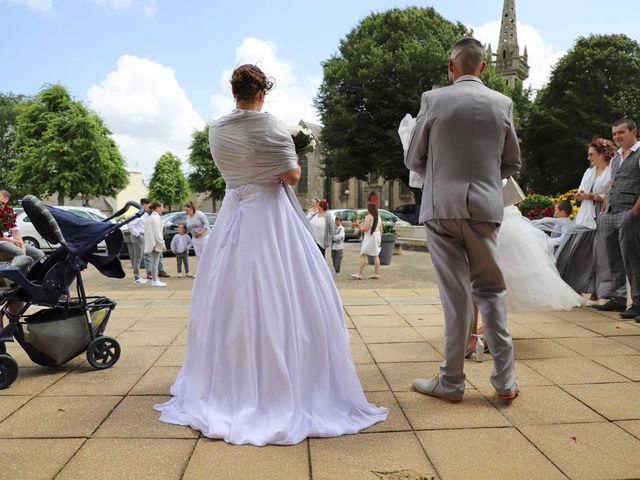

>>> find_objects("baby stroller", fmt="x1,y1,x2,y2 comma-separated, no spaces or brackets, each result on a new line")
0,195,144,389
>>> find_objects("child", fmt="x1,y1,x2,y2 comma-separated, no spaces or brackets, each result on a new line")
549,199,573,250
331,216,345,275
171,224,192,278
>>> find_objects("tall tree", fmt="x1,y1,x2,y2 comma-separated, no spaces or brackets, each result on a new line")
187,126,225,210
11,84,128,204
0,92,29,199
521,34,640,193
149,152,189,211
316,7,469,182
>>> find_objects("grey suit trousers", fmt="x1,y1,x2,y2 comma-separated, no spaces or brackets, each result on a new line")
425,219,516,397
598,210,640,306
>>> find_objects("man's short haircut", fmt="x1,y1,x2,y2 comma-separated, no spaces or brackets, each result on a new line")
451,37,485,74
556,199,572,216
0,190,10,200
140,197,150,205
612,117,637,132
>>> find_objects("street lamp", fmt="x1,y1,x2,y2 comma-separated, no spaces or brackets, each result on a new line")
344,189,350,209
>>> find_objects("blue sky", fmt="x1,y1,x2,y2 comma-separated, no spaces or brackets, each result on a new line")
2,0,638,177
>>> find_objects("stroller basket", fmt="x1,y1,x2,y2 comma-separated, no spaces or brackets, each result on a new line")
16,297,115,367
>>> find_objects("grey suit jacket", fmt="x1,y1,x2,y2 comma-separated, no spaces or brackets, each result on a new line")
405,75,521,224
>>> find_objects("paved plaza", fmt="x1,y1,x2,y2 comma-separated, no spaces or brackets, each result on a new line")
1,243,639,479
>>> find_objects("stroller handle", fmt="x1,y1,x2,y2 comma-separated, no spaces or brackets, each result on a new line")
104,201,145,228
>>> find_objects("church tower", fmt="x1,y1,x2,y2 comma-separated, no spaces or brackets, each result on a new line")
492,0,529,88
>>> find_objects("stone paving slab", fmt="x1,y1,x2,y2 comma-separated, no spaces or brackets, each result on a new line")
56,438,196,480
417,428,567,480
519,423,640,480
0,251,638,479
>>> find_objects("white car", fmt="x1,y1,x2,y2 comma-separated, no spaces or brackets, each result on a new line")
356,209,411,227
16,206,109,251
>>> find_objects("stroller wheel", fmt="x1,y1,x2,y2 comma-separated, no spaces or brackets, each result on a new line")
87,336,121,370
0,354,19,389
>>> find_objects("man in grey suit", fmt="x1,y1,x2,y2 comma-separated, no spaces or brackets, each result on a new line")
593,118,640,320
405,38,521,401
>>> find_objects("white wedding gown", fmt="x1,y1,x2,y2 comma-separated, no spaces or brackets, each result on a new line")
154,110,386,445
498,206,583,311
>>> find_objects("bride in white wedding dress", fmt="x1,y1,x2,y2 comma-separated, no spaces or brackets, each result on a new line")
154,64,387,446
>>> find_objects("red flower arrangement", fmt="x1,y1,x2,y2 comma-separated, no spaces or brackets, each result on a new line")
0,203,17,235
518,194,555,220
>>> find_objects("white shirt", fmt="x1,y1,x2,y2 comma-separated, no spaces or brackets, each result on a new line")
548,217,572,248
127,211,147,237
616,141,640,167
310,215,326,246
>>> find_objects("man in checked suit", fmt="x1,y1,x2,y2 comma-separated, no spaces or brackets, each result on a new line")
593,118,640,320
405,37,521,402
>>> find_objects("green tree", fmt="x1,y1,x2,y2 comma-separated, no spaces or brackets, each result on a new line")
11,84,128,204
187,126,225,210
316,7,469,182
521,34,640,193
149,152,189,211
0,92,30,199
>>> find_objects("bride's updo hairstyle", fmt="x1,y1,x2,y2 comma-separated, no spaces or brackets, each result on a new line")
589,137,616,164
231,64,274,101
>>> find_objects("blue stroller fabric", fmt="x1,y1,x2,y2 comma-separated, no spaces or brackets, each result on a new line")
45,207,125,279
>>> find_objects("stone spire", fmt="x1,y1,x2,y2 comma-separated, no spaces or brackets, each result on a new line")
493,0,529,88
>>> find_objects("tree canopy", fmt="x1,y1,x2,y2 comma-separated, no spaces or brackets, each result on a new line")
149,151,189,210
316,7,469,182
187,126,225,204
11,84,128,204
521,34,640,193
0,92,29,199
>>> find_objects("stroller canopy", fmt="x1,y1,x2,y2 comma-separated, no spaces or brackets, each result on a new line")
21,196,125,279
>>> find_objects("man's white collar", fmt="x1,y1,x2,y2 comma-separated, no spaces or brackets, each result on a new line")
616,141,640,156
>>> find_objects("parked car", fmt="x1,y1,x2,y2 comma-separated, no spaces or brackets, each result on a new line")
17,206,109,251
393,203,421,225
326,209,360,240
163,211,218,253
356,209,411,227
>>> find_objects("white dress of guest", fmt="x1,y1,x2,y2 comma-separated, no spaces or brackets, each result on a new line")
359,214,382,256
555,165,612,297
498,206,583,310
154,108,387,445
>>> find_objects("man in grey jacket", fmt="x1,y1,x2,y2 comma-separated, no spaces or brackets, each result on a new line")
405,37,522,401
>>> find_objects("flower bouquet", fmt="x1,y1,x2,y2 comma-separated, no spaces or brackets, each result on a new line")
290,127,316,155
0,203,16,235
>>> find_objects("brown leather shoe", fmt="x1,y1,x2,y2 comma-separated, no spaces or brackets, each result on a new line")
158,271,170,278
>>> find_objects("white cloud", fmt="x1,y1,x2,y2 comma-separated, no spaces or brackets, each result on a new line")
87,54,205,179
472,20,565,91
210,37,321,126
5,0,53,15
90,0,157,15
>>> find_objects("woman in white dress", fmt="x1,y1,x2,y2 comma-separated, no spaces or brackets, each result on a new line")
154,64,387,446
350,203,382,280
554,138,613,301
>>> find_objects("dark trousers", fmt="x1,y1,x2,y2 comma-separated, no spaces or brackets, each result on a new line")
176,252,189,274
598,209,640,306
331,249,343,273
317,244,326,257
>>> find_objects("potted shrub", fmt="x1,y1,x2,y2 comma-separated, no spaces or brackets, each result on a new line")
369,222,397,266
518,193,555,220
